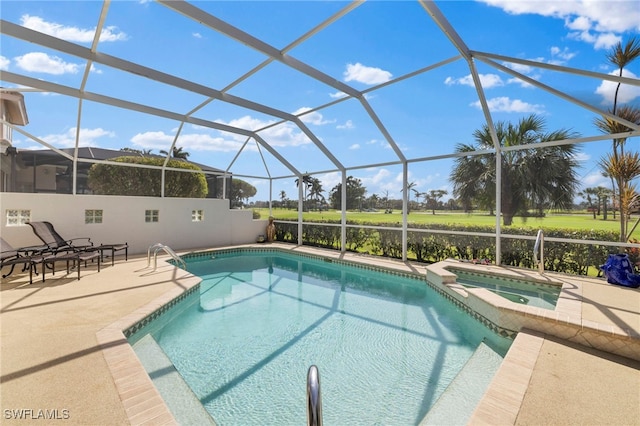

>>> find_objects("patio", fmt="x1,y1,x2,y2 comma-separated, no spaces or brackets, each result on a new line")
1,243,638,425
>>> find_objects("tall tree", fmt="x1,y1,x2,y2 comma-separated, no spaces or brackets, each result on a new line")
229,178,257,207
307,177,325,210
595,37,640,242
451,114,580,226
328,176,366,210
426,189,448,215
279,190,287,208
295,174,313,210
579,187,603,219
160,146,190,159
120,147,153,155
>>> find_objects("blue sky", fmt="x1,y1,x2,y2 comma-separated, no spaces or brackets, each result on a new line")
1,0,639,204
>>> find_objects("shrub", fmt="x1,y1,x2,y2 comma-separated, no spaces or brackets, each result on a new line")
273,219,620,276
88,157,208,197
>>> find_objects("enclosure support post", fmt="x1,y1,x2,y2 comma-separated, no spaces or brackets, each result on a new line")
298,176,304,246
402,162,408,262
341,171,347,253
495,148,502,265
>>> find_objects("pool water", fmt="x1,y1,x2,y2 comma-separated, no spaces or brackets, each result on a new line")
452,270,561,309
132,251,512,425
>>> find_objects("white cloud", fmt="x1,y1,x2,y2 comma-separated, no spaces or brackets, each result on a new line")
582,171,608,187
257,122,311,147
478,1,639,49
317,171,341,191
0,55,9,70
343,63,392,85
133,114,313,152
444,73,504,88
41,127,115,148
337,120,354,130
595,69,640,105
549,46,577,64
14,52,80,75
213,115,311,148
505,62,534,75
293,107,334,125
573,152,590,163
217,115,275,133
349,143,360,150
568,30,621,50
21,15,127,43
131,130,243,153
192,32,202,39
471,96,544,113
566,15,591,32
329,91,348,99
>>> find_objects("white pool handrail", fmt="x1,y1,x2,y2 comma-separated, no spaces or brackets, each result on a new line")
146,243,186,271
533,229,544,274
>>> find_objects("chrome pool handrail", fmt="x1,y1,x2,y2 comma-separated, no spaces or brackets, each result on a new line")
307,365,322,426
533,229,544,274
146,243,186,271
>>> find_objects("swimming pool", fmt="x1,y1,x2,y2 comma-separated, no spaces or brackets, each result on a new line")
128,249,512,425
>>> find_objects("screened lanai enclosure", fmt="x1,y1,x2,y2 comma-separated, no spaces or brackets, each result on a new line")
1,0,639,267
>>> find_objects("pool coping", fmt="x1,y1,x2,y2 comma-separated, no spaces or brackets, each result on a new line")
427,259,639,361
97,271,201,425
97,244,640,425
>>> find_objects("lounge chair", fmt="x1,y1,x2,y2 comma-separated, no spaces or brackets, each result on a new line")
1,237,100,283
39,250,101,282
27,221,127,267
1,237,46,284
27,221,94,255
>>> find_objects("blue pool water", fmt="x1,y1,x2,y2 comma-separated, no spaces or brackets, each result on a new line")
130,250,512,425
453,270,561,309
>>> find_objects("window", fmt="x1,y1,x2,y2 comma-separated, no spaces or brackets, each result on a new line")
85,209,103,224
192,209,204,222
6,209,30,226
145,209,159,223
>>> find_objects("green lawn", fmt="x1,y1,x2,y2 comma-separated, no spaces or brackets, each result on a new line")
254,208,640,239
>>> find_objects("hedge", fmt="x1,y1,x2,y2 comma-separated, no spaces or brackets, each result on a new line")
88,157,208,198
271,220,633,276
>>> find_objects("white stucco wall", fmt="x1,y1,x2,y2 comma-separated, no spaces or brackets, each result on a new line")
0,193,268,254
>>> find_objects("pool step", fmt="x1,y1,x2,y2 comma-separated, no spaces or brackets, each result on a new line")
132,334,216,425
419,342,504,426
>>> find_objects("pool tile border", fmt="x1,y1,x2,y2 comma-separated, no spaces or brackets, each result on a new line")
427,258,640,361
123,285,200,339
98,263,202,426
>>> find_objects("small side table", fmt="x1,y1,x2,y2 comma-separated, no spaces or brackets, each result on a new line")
93,243,129,266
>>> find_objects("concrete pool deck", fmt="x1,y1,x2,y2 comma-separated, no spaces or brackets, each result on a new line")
1,243,639,425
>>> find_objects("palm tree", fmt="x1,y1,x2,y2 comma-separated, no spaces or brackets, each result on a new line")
160,146,190,159
427,189,448,215
307,177,325,210
451,114,580,226
412,189,423,210
279,190,287,208
295,174,313,210
596,37,640,242
404,181,417,213
120,147,153,155
579,187,603,219
607,37,640,121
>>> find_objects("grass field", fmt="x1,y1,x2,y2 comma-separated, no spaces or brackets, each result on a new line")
254,208,640,239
